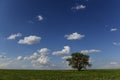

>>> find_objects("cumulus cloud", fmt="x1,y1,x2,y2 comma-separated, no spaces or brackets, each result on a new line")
71,4,86,10
62,56,71,60
65,32,85,40
31,55,49,64
0,49,71,69
15,47,72,69
53,46,70,55
80,49,101,54
7,33,22,40
37,48,50,55
28,52,39,60
18,35,41,45
17,48,50,67
113,42,120,46
110,28,118,32
37,15,43,21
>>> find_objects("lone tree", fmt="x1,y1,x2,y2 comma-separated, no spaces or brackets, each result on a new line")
66,52,91,71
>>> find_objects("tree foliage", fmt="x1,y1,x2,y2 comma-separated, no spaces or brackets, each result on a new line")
66,52,91,71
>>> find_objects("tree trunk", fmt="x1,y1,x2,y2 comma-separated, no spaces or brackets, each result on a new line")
78,67,82,71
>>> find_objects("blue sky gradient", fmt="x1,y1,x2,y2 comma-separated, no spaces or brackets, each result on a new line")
0,0,120,69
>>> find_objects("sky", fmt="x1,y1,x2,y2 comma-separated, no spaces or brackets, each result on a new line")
0,0,120,69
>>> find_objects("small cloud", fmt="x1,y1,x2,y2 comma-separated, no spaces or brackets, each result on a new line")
110,28,118,32
110,62,118,65
37,15,43,21
62,56,71,60
17,56,23,60
23,57,29,60
37,48,50,55
71,4,86,10
65,32,85,40
18,35,41,45
53,46,70,55
28,52,39,60
81,49,101,54
7,33,22,40
113,42,120,46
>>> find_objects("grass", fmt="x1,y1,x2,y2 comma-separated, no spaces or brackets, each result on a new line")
0,69,120,80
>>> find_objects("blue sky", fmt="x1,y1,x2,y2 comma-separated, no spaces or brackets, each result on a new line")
0,0,120,69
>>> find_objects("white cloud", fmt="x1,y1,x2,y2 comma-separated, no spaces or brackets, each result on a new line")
28,52,39,60
110,28,118,32
37,15,43,21
17,48,50,67
113,42,120,46
72,5,86,10
32,55,49,64
18,35,41,45
53,46,70,55
23,57,29,60
62,56,71,60
0,58,33,69
0,50,71,69
65,32,85,40
17,56,23,60
37,48,50,55
81,49,101,54
7,33,22,40
110,62,118,65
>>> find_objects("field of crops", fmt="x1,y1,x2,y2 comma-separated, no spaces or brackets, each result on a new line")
0,69,120,80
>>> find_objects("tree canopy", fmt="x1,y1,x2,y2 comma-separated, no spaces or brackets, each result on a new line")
66,52,91,71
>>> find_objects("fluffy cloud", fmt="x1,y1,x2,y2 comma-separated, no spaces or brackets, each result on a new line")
65,32,85,40
113,42,120,46
17,48,50,66
72,5,86,10
18,35,41,45
7,33,22,40
15,47,72,69
28,52,39,60
53,46,70,55
0,49,70,69
37,15,43,21
81,49,101,54
110,28,118,32
31,55,49,64
37,48,50,55
17,56,23,60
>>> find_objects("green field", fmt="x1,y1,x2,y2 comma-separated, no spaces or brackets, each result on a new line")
0,69,120,80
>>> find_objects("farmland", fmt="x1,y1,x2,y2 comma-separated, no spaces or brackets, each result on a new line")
0,69,120,80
